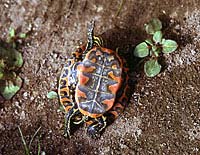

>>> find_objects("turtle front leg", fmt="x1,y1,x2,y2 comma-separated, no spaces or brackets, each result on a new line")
87,116,107,139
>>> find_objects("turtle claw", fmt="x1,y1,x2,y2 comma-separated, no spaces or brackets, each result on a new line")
64,129,71,139
87,126,101,139
87,116,106,139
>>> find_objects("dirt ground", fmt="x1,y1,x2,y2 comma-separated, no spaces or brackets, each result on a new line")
0,0,200,155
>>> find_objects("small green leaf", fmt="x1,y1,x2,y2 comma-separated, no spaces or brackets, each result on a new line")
162,39,178,54
8,48,23,69
134,42,149,58
149,50,153,56
145,39,153,46
0,46,23,69
144,59,161,77
0,76,23,100
152,45,158,52
0,68,3,79
19,33,26,39
153,50,159,57
0,61,4,79
145,18,162,35
12,42,16,48
0,59,5,69
41,151,46,155
13,50,23,68
153,31,163,43
47,91,58,99
9,28,15,38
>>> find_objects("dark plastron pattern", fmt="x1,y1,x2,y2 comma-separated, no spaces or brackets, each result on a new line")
76,47,123,117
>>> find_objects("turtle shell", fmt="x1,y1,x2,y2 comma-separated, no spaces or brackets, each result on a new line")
58,45,86,112
75,47,123,118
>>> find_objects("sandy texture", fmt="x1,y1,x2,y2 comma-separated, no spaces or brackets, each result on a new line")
0,0,199,154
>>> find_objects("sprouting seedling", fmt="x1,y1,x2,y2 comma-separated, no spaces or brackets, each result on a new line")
47,91,58,99
18,126,43,155
134,18,178,77
7,28,26,48
0,27,26,100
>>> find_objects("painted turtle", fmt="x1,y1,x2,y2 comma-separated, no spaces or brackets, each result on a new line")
58,21,129,138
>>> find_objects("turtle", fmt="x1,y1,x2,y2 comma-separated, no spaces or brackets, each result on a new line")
58,20,129,138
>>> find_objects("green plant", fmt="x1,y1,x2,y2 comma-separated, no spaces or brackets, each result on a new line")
7,28,26,48
0,28,26,100
18,126,43,155
47,91,58,99
134,18,178,77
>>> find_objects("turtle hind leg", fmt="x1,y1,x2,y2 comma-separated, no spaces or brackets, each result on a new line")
87,116,107,139
86,102,126,139
64,106,84,139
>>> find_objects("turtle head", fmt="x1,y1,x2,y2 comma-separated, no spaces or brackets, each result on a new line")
86,20,103,50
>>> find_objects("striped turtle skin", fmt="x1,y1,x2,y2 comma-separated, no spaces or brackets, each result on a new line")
58,21,129,138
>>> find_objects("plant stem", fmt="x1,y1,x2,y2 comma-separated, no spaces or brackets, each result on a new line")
115,0,125,17
28,126,41,149
18,126,30,155
37,139,41,155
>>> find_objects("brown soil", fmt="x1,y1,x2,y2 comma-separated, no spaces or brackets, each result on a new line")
0,0,200,155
